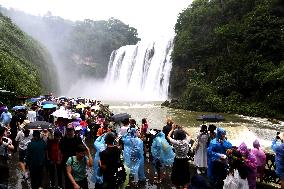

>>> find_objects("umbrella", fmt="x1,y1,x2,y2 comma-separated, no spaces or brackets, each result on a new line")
12,105,26,110
41,101,57,105
42,104,57,109
26,121,54,130
51,107,69,118
196,114,225,122
111,113,131,122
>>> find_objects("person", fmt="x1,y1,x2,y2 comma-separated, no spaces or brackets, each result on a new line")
207,124,216,147
97,120,111,137
162,117,173,144
251,139,266,182
122,128,145,185
193,125,208,174
66,144,93,189
119,118,130,137
151,131,175,183
15,127,32,180
167,124,191,189
59,123,83,189
0,126,14,188
25,130,47,189
99,132,125,189
0,108,12,128
272,132,284,189
47,130,63,188
141,118,148,136
188,175,213,189
238,142,257,189
27,107,37,122
207,127,232,189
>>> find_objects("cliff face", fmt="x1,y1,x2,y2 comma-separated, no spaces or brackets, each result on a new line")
0,13,58,96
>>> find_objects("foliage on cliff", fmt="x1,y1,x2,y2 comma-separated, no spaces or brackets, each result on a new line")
0,13,58,96
0,8,140,78
171,0,284,118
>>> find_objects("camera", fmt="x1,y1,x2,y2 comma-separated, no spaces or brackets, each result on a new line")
276,132,281,140
2,137,8,143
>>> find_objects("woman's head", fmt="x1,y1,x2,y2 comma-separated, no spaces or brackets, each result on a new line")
105,132,116,145
174,129,186,140
166,117,173,125
76,144,87,159
142,118,147,124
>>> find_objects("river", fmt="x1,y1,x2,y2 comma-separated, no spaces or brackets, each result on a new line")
108,101,284,150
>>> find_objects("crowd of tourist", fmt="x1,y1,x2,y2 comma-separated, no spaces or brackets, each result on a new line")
0,95,283,189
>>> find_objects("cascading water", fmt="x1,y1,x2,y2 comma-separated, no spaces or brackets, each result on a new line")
104,39,173,101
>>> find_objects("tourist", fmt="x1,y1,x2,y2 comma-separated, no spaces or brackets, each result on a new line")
167,124,191,189
26,106,37,122
122,128,145,185
15,126,32,180
0,108,12,128
272,132,284,189
251,139,266,182
99,132,125,189
0,126,14,188
141,118,148,135
97,120,111,136
25,130,47,189
193,124,208,174
119,118,130,137
59,123,83,189
66,144,93,189
207,127,232,189
151,131,175,183
238,142,257,189
207,124,216,147
162,117,173,144
47,130,63,188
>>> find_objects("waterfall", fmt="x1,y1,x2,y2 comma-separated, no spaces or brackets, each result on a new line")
104,39,173,101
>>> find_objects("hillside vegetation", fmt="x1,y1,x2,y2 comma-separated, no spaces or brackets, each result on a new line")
0,13,58,96
170,0,284,118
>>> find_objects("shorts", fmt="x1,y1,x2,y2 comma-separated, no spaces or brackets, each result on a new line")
19,149,27,162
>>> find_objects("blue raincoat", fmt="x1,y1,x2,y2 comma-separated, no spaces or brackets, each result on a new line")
151,132,175,167
272,139,284,179
207,128,232,182
122,128,145,181
91,134,106,184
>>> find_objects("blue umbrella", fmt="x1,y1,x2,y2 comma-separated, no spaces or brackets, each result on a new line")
41,101,57,105
42,104,57,109
12,105,26,110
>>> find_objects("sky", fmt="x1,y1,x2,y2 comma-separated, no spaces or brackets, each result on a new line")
0,0,192,40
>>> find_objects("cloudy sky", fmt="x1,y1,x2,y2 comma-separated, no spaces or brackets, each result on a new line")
0,0,192,40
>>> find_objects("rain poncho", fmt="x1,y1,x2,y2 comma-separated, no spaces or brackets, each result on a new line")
272,139,284,179
207,128,232,184
151,132,175,167
251,140,266,179
238,142,257,189
91,134,106,184
122,128,145,181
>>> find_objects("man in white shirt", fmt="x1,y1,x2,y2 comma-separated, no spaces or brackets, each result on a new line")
15,127,33,179
26,107,37,122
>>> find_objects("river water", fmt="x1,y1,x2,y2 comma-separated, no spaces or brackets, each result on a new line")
109,101,284,150
8,101,284,188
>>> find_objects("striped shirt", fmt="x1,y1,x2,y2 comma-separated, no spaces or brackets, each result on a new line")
169,137,190,159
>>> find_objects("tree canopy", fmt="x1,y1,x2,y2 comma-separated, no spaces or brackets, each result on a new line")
170,0,284,118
